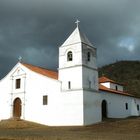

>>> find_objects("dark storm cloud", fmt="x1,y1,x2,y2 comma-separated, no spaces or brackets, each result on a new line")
0,0,140,78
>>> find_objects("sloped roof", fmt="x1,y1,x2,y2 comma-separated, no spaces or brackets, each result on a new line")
21,63,58,80
99,84,134,97
20,63,133,97
99,76,115,83
99,76,124,85
61,27,93,47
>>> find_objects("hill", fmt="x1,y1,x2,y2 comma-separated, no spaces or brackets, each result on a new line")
98,61,140,97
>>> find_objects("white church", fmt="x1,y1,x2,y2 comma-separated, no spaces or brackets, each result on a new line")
0,22,140,126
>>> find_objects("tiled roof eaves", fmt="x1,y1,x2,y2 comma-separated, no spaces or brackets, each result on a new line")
21,63,58,80
99,76,124,85
99,85,134,97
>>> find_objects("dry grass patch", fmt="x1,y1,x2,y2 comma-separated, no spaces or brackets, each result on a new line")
0,117,140,140
0,119,46,129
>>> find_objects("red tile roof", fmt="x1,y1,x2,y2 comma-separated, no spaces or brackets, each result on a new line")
21,63,58,80
99,76,124,85
99,76,115,83
99,84,134,97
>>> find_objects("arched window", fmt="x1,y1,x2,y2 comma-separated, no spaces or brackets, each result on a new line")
87,52,90,61
67,51,73,61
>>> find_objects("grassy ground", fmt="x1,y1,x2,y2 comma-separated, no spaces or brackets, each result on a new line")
0,117,140,140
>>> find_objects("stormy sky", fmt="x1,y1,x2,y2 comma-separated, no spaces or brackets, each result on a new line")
0,0,140,79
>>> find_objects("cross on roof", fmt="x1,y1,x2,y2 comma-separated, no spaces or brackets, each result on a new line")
18,56,22,62
75,19,80,28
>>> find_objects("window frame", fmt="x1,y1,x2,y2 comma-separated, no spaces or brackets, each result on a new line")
16,78,21,89
43,95,48,105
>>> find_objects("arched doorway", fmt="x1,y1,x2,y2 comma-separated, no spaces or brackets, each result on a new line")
13,98,22,118
102,100,107,119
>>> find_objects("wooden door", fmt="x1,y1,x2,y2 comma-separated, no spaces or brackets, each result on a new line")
13,98,22,118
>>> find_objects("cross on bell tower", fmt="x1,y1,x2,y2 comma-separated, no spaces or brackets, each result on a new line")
75,19,80,28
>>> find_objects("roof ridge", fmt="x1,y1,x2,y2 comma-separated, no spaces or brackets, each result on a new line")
21,62,58,80
21,62,57,72
61,26,93,47
99,76,124,85
78,27,93,46
99,76,114,82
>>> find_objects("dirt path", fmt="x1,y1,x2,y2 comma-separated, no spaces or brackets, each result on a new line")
0,117,140,140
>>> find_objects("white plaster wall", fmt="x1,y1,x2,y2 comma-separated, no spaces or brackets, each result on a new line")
0,63,85,126
0,63,25,120
59,66,83,90
83,91,101,125
20,65,84,126
82,67,98,91
136,98,140,115
101,82,110,88
110,83,123,91
22,67,60,125
130,98,140,116
101,82,123,92
100,91,140,118
0,77,11,120
47,90,84,126
59,43,82,69
82,44,97,69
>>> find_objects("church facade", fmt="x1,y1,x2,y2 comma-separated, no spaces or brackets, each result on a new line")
0,24,140,126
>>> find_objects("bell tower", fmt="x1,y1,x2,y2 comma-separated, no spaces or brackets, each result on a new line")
58,21,98,92
58,21,101,125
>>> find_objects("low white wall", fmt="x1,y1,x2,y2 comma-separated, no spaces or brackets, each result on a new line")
100,90,140,118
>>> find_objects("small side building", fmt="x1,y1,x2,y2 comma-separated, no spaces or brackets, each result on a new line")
99,76,140,119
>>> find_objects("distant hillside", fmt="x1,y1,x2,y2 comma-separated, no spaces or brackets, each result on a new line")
98,61,140,97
